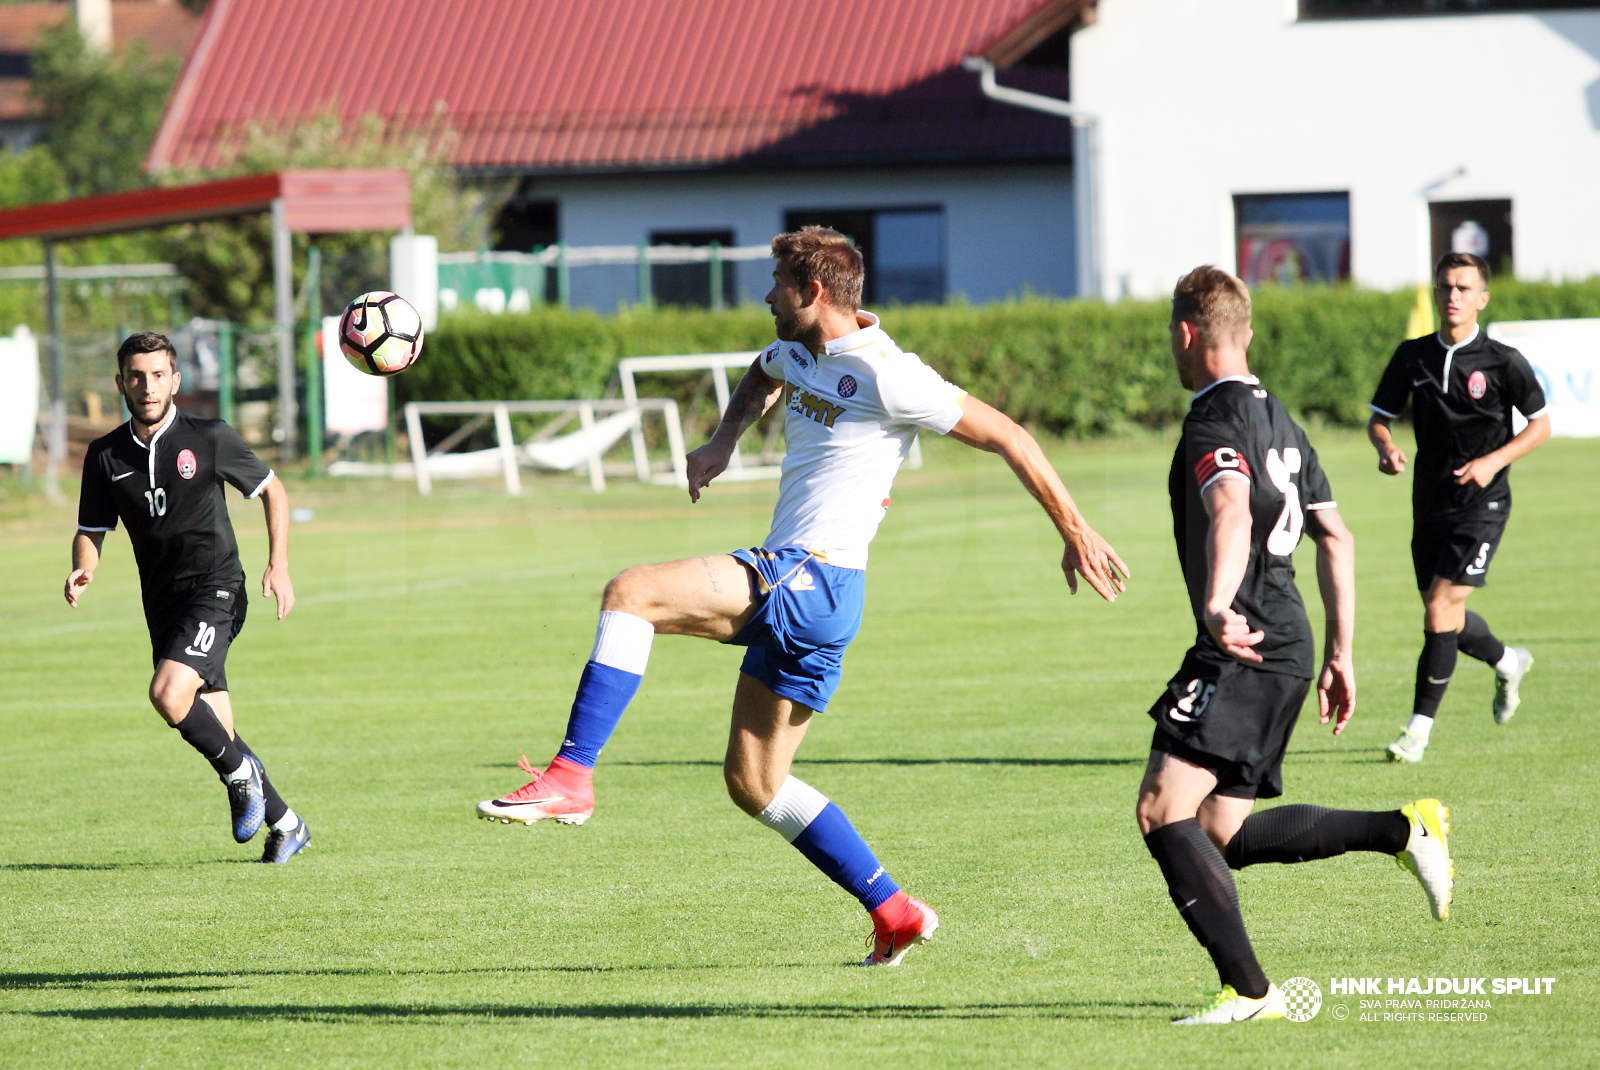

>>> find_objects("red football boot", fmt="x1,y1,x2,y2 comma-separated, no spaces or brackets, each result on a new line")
476,753,595,826
862,891,940,966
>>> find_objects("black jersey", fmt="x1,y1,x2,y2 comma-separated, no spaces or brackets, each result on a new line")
77,407,273,619
1170,377,1336,679
1369,329,1547,516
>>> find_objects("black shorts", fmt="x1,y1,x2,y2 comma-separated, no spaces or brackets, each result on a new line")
1412,501,1509,590
149,586,247,692
1147,646,1311,800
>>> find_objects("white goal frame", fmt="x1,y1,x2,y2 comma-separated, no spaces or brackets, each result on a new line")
402,398,687,496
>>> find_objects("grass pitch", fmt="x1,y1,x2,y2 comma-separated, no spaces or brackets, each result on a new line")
2,428,1596,1069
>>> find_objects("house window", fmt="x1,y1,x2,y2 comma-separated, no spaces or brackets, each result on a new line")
1301,1,1599,18
1234,193,1351,287
1430,200,1512,276
782,207,946,305
650,228,738,309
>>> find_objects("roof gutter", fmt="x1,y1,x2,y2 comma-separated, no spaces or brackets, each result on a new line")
962,56,1101,300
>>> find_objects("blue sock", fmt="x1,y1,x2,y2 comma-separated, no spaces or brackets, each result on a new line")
790,803,901,910
554,662,641,768
552,610,653,769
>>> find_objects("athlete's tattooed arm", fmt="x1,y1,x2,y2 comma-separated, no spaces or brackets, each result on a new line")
686,358,785,502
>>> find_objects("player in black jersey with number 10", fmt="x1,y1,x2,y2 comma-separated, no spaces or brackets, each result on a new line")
1368,253,1549,764
65,333,310,862
1138,268,1452,1026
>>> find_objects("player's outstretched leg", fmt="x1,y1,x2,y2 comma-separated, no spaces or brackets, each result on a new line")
1389,629,1456,763
1458,611,1532,723
478,610,652,825
157,679,264,843
1221,801,1451,920
727,675,937,967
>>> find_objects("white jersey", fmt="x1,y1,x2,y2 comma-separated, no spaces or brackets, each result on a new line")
757,311,965,569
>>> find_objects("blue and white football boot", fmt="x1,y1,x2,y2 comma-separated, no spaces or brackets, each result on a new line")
260,818,310,863
224,754,266,843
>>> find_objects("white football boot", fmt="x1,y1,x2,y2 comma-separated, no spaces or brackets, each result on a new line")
1398,798,1453,921
1493,648,1533,724
1386,725,1430,764
1172,983,1286,1025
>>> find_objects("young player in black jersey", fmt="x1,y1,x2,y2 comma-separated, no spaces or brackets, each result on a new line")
65,333,310,862
1369,253,1549,763
1140,268,1452,1026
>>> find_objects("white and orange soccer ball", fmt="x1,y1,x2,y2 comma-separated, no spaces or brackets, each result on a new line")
338,291,424,376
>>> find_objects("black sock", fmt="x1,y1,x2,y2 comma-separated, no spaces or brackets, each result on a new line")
172,695,243,778
1144,819,1269,999
1224,805,1411,868
1457,611,1506,668
1413,630,1458,717
232,734,289,826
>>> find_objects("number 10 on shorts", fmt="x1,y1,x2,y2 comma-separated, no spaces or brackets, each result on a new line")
184,621,217,657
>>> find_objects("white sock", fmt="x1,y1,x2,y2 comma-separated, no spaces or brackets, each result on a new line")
225,757,252,783
1406,714,1434,741
271,809,300,832
591,610,654,674
1494,647,1520,677
755,776,830,842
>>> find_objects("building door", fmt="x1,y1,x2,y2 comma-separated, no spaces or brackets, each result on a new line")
1430,200,1513,277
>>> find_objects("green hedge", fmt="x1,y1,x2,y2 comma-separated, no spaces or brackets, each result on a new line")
402,277,1600,437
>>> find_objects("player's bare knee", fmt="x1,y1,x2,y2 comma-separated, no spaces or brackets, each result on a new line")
722,761,770,816
148,677,194,722
602,567,654,616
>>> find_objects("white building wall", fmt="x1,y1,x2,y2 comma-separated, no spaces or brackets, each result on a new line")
1072,1,1600,297
520,165,1075,309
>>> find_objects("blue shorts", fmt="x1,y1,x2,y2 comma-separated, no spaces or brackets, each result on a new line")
728,547,865,713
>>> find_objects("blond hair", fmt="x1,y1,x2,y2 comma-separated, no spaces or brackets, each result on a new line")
771,226,864,312
1171,266,1252,345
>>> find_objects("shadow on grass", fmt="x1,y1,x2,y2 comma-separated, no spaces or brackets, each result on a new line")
22,1000,1174,1023
3,859,254,872
487,758,1141,770
1,964,788,990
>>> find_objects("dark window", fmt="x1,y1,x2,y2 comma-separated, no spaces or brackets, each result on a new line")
494,193,558,252
0,52,30,78
493,190,558,302
1430,199,1513,277
649,228,737,309
1013,24,1074,71
782,207,945,305
1235,192,1351,287
1302,0,1598,18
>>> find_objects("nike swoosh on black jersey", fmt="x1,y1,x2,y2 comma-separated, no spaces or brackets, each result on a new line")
111,471,136,481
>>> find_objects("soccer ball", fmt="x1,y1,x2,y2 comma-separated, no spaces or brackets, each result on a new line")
338,291,424,376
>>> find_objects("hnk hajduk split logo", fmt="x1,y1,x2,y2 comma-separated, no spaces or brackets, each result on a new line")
1280,977,1322,1022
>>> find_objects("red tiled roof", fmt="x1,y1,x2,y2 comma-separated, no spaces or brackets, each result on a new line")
0,1,201,121
150,0,1078,174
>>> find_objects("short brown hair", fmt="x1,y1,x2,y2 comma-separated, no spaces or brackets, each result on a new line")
771,226,864,312
1171,266,1252,345
117,331,176,373
1434,251,1490,288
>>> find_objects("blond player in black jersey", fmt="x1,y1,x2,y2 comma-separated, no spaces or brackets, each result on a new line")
1139,268,1452,1026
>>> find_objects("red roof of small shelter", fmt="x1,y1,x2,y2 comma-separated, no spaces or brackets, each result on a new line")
149,0,1087,175
0,169,411,241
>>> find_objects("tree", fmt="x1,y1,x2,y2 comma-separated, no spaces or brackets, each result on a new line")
158,112,503,324
28,23,177,197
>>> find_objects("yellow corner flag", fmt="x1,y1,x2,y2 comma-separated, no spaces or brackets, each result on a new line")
1405,284,1435,340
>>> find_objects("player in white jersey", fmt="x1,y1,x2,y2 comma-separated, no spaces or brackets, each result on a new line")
477,227,1129,965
